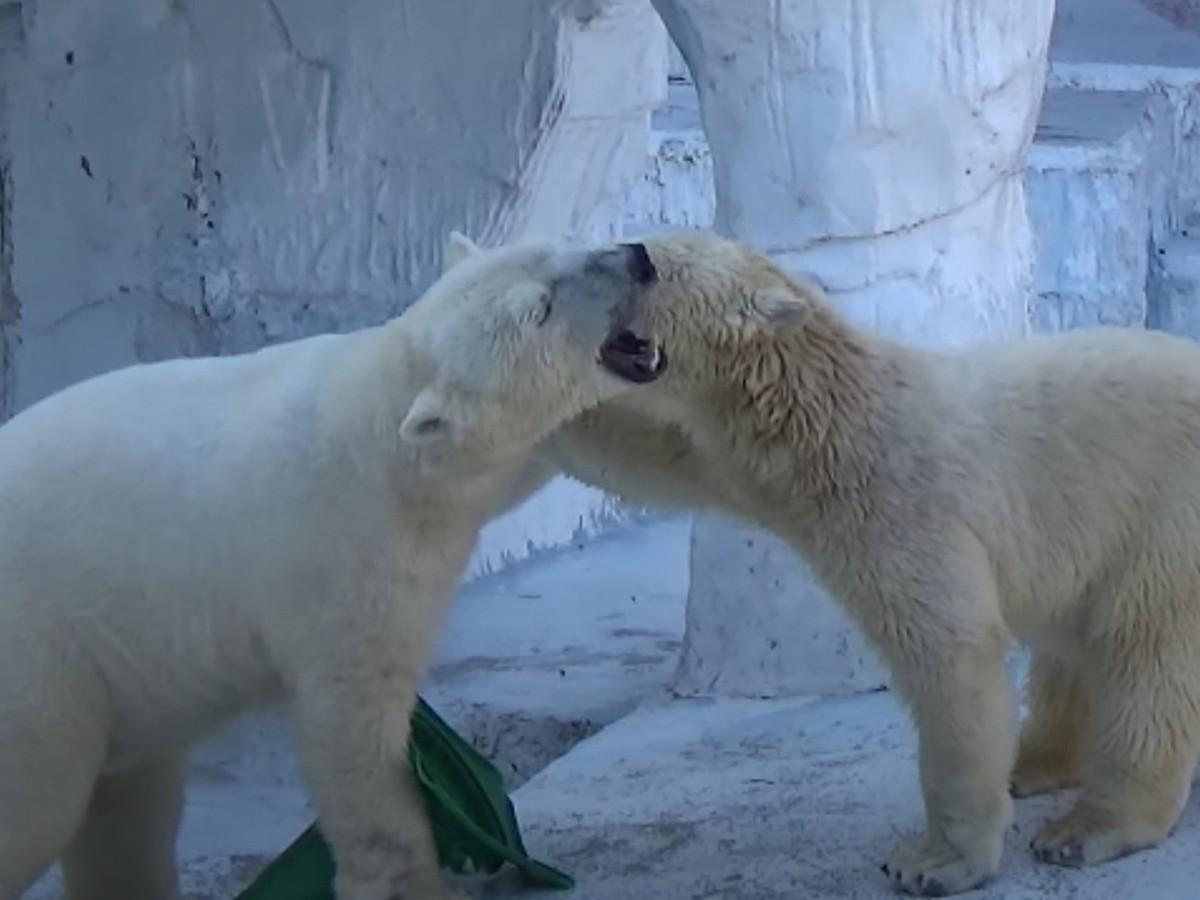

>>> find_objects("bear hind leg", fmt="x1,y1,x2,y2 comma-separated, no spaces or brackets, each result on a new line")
61,755,187,900
1031,618,1200,868
1011,651,1087,797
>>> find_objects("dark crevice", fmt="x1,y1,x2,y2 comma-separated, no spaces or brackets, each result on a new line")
0,3,24,420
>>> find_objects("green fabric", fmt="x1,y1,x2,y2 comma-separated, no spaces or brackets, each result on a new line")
234,697,573,900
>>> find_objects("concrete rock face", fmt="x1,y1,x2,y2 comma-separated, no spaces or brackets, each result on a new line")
1046,0,1200,347
0,0,666,574
652,0,1052,345
659,0,1057,700
1025,88,1171,332
679,522,887,699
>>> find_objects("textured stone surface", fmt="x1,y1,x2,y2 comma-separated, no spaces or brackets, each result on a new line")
674,517,886,700
1139,0,1200,36
493,692,1200,900
1052,0,1200,88
632,16,1200,340
1049,0,1200,247
623,86,712,234
1149,232,1200,336
1025,87,1169,331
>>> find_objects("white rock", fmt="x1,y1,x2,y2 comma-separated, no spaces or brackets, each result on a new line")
674,518,886,699
1025,88,1169,331
1149,232,1200,337
1051,0,1200,90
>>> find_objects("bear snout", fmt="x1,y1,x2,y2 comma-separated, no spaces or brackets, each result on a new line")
597,328,667,384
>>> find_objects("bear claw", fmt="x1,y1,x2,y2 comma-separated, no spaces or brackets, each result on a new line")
1033,839,1087,868
882,845,994,897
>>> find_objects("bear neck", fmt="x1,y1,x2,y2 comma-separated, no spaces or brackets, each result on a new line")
370,323,545,511
314,322,494,508
696,299,906,528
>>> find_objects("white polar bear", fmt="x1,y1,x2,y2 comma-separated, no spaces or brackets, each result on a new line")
456,229,1200,897
586,230,1200,896
0,234,664,900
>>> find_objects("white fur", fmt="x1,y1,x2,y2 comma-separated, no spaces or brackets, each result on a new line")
0,235,649,900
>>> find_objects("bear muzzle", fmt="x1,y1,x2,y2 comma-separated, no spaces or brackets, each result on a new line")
597,328,668,384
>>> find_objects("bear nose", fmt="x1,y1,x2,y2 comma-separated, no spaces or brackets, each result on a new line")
620,242,658,285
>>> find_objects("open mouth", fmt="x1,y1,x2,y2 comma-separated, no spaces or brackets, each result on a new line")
597,328,668,384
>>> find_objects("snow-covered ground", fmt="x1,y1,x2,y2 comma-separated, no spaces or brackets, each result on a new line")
495,693,1200,899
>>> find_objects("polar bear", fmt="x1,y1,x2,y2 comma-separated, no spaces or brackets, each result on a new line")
457,229,1200,897
591,230,1200,895
0,235,664,900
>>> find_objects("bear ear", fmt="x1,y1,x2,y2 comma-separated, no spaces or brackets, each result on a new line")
443,231,481,273
746,285,810,328
399,386,460,444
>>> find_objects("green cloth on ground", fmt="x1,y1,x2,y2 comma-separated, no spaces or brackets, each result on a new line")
234,697,573,900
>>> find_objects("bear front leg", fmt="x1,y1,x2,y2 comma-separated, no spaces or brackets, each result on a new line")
289,661,464,900
880,625,1017,896
858,547,1017,897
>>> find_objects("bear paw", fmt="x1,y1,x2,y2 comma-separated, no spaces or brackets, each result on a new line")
1031,808,1160,869
881,843,995,897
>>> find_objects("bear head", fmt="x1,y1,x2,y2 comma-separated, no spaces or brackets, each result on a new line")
396,231,667,467
596,230,822,401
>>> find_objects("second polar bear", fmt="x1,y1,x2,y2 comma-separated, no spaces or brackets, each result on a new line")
0,236,663,900
587,230,1200,895
454,230,1200,896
